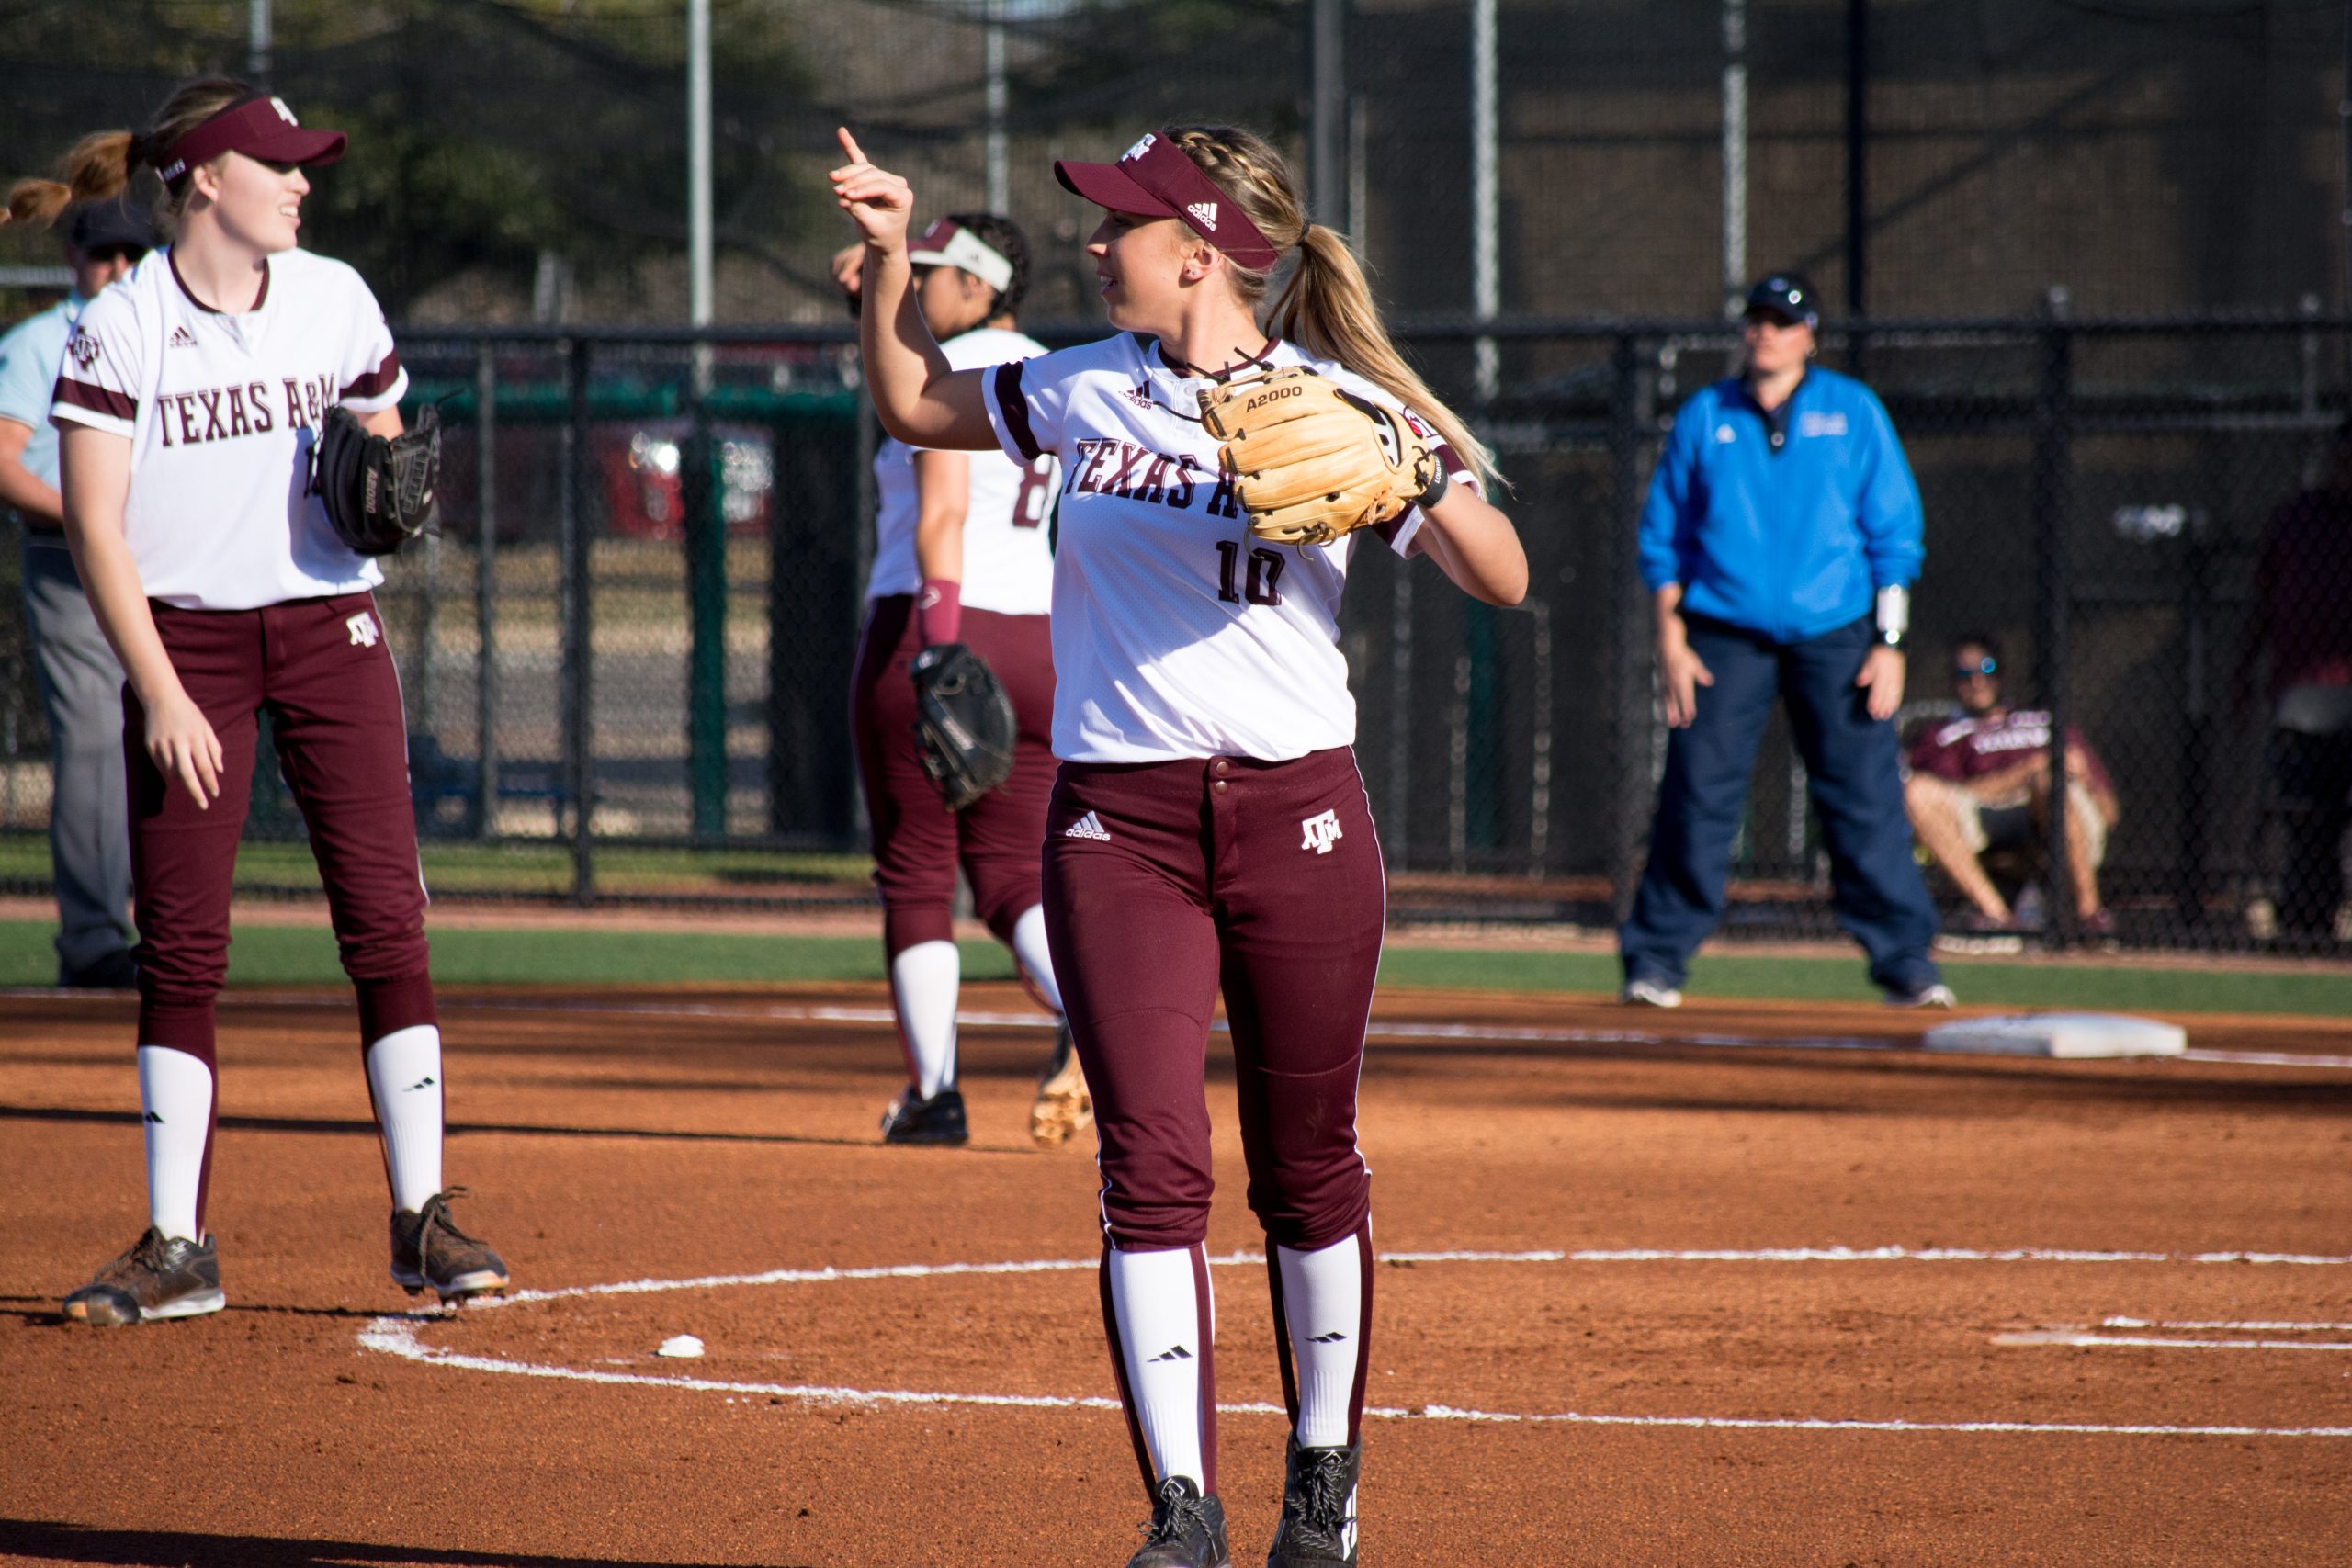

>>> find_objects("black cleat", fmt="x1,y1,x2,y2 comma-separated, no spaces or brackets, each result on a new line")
391,1188,511,1303
1126,1475,1230,1568
1267,1438,1360,1565
58,949,138,989
62,1227,225,1325
880,1084,968,1145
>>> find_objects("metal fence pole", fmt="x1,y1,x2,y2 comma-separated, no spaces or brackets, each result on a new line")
685,408,728,838
473,345,499,840
1385,564,1413,867
1529,596,1553,874
562,338,596,906
1307,0,1347,225
2030,288,2074,945
1607,334,1655,918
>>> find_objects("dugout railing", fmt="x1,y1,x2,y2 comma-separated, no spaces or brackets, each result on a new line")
1,308,2346,956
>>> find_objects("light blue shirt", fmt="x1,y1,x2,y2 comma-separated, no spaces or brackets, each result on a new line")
0,291,87,491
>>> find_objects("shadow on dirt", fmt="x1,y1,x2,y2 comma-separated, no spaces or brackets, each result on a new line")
0,1102,1039,1154
0,1519,807,1567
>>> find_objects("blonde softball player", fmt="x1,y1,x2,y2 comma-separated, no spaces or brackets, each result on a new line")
833,214,1088,1147
41,78,507,1325
832,126,1526,1567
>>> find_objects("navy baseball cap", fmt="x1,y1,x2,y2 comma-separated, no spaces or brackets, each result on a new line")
1744,273,1820,331
66,197,155,254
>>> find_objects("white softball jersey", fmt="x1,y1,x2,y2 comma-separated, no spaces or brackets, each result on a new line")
867,325,1057,615
983,333,1476,764
50,246,408,611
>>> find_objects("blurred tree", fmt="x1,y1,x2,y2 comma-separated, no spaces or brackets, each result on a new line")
0,0,820,318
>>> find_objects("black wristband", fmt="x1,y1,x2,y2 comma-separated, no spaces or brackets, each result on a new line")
1415,462,1449,513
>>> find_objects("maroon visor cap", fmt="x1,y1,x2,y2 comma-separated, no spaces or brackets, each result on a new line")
157,95,347,187
1054,132,1279,271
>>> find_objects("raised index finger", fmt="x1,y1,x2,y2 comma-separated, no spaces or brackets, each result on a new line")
836,126,867,166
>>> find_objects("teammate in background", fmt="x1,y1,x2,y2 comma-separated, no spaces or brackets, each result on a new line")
0,196,152,988
1622,273,1951,1009
830,214,1088,1147
834,125,1526,1568
39,79,508,1325
1905,633,2120,939
2235,417,2352,944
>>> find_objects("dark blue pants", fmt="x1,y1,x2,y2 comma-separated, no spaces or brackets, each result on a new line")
1620,615,1940,994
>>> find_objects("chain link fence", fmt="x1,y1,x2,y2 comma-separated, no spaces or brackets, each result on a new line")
11,314,2346,955
2,2,2348,953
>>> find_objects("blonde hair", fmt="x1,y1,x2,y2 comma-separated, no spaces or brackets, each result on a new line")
1164,124,1498,488
2,77,249,235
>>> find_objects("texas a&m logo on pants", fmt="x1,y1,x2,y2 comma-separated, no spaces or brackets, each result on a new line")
345,611,380,648
1299,809,1343,855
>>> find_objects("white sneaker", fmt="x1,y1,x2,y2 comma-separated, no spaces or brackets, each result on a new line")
1885,982,1957,1009
1621,978,1683,1008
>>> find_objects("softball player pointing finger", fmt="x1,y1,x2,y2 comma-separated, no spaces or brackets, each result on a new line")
40,78,508,1325
833,124,1526,1568
837,212,1086,1147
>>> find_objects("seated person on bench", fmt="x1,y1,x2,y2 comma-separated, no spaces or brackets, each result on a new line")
1905,633,2121,937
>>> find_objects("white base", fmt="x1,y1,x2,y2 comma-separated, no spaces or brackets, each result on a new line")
1920,1011,2187,1059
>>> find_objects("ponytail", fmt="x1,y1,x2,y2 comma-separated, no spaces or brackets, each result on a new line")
1,77,248,236
1273,224,1498,490
1165,125,1501,491
3,132,137,229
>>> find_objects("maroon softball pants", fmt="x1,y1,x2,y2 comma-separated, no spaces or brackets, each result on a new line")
850,595,1056,955
128,592,434,1055
1043,748,1385,1253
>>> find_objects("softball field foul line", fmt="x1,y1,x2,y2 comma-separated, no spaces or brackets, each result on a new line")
1994,1330,2352,1351
419,1244,2352,1311
18,988,2338,1071
353,1247,2352,1439
352,1317,2352,1440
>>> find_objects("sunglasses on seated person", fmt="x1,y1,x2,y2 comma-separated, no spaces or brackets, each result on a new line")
1952,655,1998,682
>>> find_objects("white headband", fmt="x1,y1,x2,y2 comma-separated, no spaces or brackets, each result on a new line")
908,219,1014,294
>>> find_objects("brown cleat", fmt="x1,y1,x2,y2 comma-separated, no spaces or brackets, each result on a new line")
62,1227,226,1325
390,1188,511,1304
1030,1024,1093,1147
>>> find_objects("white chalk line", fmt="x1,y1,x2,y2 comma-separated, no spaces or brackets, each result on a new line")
443,1244,2352,1312
2099,1317,2352,1331
13,988,2348,1069
1995,1315,2352,1352
355,1246,2352,1438
1996,1330,2352,1352
354,1317,2352,1440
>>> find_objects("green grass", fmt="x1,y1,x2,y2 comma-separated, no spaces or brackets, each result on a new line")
1374,948,2352,1018
0,919,1012,988
0,837,876,895
2,917,2345,1015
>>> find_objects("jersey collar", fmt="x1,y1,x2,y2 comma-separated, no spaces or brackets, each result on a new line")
166,245,273,315
1146,334,1283,386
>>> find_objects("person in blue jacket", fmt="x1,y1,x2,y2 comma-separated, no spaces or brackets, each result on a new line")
1620,273,1951,1008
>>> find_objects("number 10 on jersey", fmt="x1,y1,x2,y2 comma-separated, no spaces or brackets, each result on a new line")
1215,539,1285,606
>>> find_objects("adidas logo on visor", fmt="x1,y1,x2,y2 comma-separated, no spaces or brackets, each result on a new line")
1186,200,1218,228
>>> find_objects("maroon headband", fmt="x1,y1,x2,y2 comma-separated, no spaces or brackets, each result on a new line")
156,95,346,186
1054,132,1280,270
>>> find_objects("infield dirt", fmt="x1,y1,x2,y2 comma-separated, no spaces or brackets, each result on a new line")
4,984,2347,1566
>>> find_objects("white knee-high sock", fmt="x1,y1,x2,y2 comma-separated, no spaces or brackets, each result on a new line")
138,1045,214,1242
365,1025,445,1213
1277,1228,1369,1449
1109,1244,1214,1491
889,941,960,1097
1010,904,1064,1017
